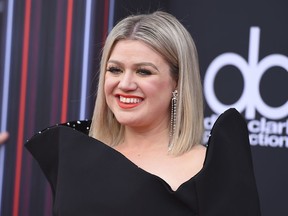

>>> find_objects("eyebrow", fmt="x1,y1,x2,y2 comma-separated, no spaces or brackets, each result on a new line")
107,60,159,72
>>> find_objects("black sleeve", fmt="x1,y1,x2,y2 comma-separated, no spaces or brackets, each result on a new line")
25,127,60,196
196,108,261,216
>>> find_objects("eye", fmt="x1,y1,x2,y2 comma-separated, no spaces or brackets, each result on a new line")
136,69,152,76
106,66,122,74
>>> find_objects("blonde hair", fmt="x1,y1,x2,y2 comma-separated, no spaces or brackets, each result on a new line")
89,11,203,156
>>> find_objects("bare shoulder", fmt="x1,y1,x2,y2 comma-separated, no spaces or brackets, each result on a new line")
191,144,207,158
171,144,207,184
185,144,207,167
192,143,207,151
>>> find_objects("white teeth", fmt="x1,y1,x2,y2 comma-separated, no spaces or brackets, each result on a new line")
120,96,142,103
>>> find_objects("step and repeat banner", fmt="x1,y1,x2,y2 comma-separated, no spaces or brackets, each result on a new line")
0,0,287,215
168,1,288,216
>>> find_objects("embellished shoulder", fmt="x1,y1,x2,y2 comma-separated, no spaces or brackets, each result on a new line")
25,119,92,196
28,120,92,141
58,120,91,135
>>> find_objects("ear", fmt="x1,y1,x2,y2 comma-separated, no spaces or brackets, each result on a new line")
172,79,178,89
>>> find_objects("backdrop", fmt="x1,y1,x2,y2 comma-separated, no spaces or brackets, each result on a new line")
0,0,287,215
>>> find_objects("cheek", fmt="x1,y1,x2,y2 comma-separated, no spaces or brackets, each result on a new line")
104,75,117,96
104,78,116,111
156,78,175,94
146,80,174,102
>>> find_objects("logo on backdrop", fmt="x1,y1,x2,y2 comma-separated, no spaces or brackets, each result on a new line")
203,26,288,148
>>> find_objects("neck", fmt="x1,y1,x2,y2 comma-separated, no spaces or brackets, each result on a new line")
119,124,170,152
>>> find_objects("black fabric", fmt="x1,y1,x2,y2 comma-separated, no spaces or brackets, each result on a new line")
25,108,261,216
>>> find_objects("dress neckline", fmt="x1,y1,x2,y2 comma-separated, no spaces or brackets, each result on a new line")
58,124,209,193
32,119,210,193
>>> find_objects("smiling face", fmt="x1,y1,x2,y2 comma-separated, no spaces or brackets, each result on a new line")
104,39,177,131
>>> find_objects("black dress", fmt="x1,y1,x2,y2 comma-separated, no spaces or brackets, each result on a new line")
25,108,261,216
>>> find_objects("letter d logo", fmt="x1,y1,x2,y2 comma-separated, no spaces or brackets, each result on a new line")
204,27,288,119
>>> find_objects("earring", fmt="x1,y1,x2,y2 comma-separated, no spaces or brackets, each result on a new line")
169,90,178,150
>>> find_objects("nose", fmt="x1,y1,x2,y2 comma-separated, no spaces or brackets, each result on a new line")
118,72,137,91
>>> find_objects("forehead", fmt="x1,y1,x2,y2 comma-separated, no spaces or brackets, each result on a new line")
108,39,166,63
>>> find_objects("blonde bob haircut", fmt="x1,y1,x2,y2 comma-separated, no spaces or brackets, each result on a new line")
89,11,204,156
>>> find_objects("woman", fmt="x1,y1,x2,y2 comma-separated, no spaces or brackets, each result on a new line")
26,11,261,215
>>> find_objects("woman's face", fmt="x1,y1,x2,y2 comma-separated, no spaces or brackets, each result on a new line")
104,39,176,131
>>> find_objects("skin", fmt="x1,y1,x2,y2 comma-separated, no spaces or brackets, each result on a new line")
104,40,206,191
0,132,9,145
105,40,176,132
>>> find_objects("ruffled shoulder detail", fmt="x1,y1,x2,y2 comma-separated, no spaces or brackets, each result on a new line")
195,108,261,215
25,120,91,196
29,120,92,140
